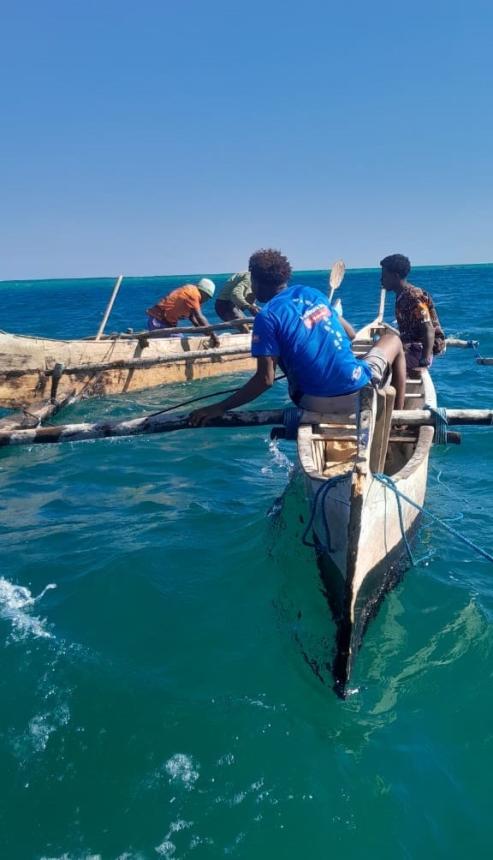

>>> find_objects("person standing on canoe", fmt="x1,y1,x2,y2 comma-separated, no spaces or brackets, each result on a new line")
146,278,220,346
215,271,258,330
189,249,406,425
380,254,445,372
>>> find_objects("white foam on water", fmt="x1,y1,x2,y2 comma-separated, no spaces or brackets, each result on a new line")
165,753,199,790
27,702,70,754
261,438,294,477
155,818,193,858
0,578,56,641
154,841,176,858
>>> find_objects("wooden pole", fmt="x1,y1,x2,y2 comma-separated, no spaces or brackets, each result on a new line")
0,407,491,449
445,338,479,349
0,408,286,447
91,318,254,342
391,409,493,425
95,275,124,341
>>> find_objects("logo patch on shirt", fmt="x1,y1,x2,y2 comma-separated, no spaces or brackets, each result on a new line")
351,365,363,380
301,303,331,329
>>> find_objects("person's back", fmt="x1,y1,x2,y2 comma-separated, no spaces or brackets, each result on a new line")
189,249,406,426
252,284,372,400
395,284,445,353
215,271,257,324
147,284,201,326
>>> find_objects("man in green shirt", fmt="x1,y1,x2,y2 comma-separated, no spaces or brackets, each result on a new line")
215,271,258,329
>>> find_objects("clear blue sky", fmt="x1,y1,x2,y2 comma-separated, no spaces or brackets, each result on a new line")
1,0,492,279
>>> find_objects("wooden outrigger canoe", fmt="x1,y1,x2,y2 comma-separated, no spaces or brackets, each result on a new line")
297,319,437,696
0,325,255,410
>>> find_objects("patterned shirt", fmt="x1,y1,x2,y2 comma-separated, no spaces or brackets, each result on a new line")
146,285,201,325
217,272,253,310
395,285,445,354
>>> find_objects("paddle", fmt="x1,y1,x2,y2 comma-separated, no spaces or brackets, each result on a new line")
328,260,346,304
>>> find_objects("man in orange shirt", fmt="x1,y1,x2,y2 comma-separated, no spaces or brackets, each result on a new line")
146,278,219,345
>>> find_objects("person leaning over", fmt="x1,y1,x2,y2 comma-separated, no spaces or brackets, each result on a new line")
380,254,445,372
215,271,258,329
189,249,405,426
146,278,220,346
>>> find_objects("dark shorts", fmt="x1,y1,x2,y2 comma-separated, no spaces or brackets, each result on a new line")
404,342,433,371
215,299,246,321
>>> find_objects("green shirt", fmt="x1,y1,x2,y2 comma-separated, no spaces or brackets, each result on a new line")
217,271,254,310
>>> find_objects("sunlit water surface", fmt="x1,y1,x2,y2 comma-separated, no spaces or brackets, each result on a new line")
0,266,492,858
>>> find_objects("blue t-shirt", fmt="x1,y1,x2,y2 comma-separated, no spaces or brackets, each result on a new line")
251,285,372,397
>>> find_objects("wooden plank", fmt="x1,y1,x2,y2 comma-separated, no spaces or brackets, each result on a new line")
0,344,252,379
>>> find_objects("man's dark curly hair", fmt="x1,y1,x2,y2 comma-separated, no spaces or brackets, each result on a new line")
380,254,411,278
248,249,292,287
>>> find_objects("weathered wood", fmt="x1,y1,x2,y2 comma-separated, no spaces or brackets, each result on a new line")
0,330,255,408
0,393,75,431
99,318,254,341
392,409,493,425
445,338,479,349
0,408,287,447
0,344,252,379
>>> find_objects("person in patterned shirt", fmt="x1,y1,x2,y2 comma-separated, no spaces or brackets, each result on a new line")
380,254,445,372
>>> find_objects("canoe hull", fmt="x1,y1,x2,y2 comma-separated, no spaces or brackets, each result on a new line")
0,331,255,408
297,321,436,695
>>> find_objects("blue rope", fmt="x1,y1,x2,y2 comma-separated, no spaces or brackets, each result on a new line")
374,473,493,564
282,407,303,440
424,404,448,445
302,474,348,551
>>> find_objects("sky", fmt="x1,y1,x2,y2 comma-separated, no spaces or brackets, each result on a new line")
0,0,492,279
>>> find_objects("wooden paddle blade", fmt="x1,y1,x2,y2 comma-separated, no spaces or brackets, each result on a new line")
329,259,346,292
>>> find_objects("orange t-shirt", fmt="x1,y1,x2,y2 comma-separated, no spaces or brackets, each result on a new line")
146,285,201,325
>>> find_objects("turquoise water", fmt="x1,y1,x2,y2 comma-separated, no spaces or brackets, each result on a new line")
0,266,492,859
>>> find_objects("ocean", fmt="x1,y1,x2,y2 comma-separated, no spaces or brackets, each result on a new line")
0,265,492,859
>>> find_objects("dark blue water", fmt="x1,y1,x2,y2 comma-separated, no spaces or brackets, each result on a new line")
0,266,492,859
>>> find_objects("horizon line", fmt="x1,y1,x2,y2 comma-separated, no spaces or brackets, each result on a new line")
1,260,492,286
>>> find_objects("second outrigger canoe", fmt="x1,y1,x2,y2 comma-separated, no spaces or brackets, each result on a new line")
298,319,436,695
0,325,255,410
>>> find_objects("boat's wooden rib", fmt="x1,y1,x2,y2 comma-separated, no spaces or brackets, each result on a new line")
297,320,436,696
0,329,255,409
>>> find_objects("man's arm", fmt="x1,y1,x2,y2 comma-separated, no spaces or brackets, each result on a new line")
189,309,209,328
417,321,435,363
189,309,220,346
189,356,276,425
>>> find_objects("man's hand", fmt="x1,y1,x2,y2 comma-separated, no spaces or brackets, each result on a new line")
188,403,226,426
249,305,260,316
211,333,220,348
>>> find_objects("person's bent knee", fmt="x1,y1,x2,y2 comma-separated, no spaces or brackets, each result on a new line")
375,332,403,360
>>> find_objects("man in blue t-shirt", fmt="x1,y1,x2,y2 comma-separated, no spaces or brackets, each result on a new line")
189,249,405,425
